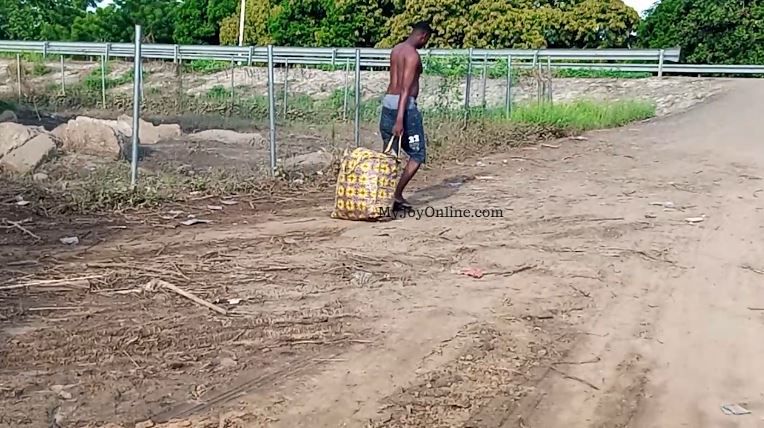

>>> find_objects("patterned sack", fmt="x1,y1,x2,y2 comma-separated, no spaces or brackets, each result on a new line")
330,136,402,221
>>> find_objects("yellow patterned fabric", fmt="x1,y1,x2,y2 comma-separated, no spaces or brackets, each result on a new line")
330,138,401,221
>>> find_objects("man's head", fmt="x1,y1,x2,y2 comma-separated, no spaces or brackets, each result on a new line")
408,21,432,48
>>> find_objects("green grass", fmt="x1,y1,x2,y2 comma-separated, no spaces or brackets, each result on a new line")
508,99,655,131
553,68,652,79
183,59,231,74
0,100,16,112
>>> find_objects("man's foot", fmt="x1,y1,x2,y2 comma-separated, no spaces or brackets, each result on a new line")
393,196,413,210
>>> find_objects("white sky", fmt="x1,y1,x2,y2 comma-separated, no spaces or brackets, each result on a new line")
624,0,659,14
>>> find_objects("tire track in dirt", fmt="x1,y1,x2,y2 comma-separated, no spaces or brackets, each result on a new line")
511,79,764,428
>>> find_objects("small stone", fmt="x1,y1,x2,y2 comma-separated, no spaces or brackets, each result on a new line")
33,172,49,182
59,236,79,245
0,110,17,123
219,357,238,369
135,421,155,428
50,384,73,400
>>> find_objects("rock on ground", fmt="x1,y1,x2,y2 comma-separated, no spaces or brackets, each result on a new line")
0,110,17,123
0,133,57,174
0,122,36,158
54,116,130,160
115,115,182,145
282,150,333,174
0,123,58,174
185,129,266,146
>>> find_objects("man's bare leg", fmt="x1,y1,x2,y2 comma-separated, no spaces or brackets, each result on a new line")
394,159,421,207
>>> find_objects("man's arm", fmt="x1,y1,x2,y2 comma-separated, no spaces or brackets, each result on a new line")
393,52,417,136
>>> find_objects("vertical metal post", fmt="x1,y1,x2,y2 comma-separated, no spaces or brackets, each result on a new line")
464,48,473,111
505,55,512,119
547,56,553,104
342,58,350,121
267,45,277,174
177,56,184,112
658,49,665,78
130,25,143,188
101,54,107,108
237,0,247,46
15,54,21,102
537,57,543,104
480,52,488,109
283,58,289,118
230,58,235,115
60,55,65,96
353,49,361,147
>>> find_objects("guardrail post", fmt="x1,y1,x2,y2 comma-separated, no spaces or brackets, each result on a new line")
43,42,49,59
505,55,512,119
354,49,361,147
658,49,665,78
480,52,488,109
177,53,184,111
248,46,254,66
342,58,350,121
131,24,143,188
173,45,179,64
547,56,553,104
267,45,277,175
464,48,473,113
230,58,236,115
331,48,337,67
283,58,289,118
15,54,22,103
60,55,65,96
101,51,107,108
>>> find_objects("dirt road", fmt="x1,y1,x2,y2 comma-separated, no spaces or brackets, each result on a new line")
3,78,764,428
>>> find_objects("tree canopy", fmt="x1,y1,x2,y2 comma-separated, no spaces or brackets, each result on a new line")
637,0,764,64
1,0,762,65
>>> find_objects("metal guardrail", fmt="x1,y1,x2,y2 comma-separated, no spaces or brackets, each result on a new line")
3,40,763,74
0,40,681,65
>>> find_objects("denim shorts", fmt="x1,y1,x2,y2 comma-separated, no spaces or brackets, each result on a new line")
379,96,427,164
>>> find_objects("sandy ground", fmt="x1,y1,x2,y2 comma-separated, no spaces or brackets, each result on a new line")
2,78,764,428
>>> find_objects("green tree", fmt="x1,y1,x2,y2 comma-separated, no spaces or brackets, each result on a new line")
70,0,179,43
267,0,360,47
71,6,123,42
638,0,764,64
219,0,274,44
381,0,638,49
379,0,478,48
0,0,92,40
174,0,237,44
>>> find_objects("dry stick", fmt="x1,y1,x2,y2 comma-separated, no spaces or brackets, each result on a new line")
3,220,41,240
569,284,591,298
0,275,101,291
549,366,600,390
553,357,601,366
149,279,227,315
747,307,764,311
741,264,764,275
27,306,80,312
485,264,536,277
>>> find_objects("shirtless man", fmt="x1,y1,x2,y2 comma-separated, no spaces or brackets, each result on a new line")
379,21,432,210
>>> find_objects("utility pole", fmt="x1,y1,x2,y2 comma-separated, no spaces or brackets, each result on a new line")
237,0,246,46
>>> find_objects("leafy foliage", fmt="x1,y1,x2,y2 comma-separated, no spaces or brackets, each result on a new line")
0,0,93,40
1,0,761,68
174,0,237,44
638,0,764,64
219,0,274,45
382,0,639,49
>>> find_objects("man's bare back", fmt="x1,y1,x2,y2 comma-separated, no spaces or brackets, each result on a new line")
386,43,422,99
